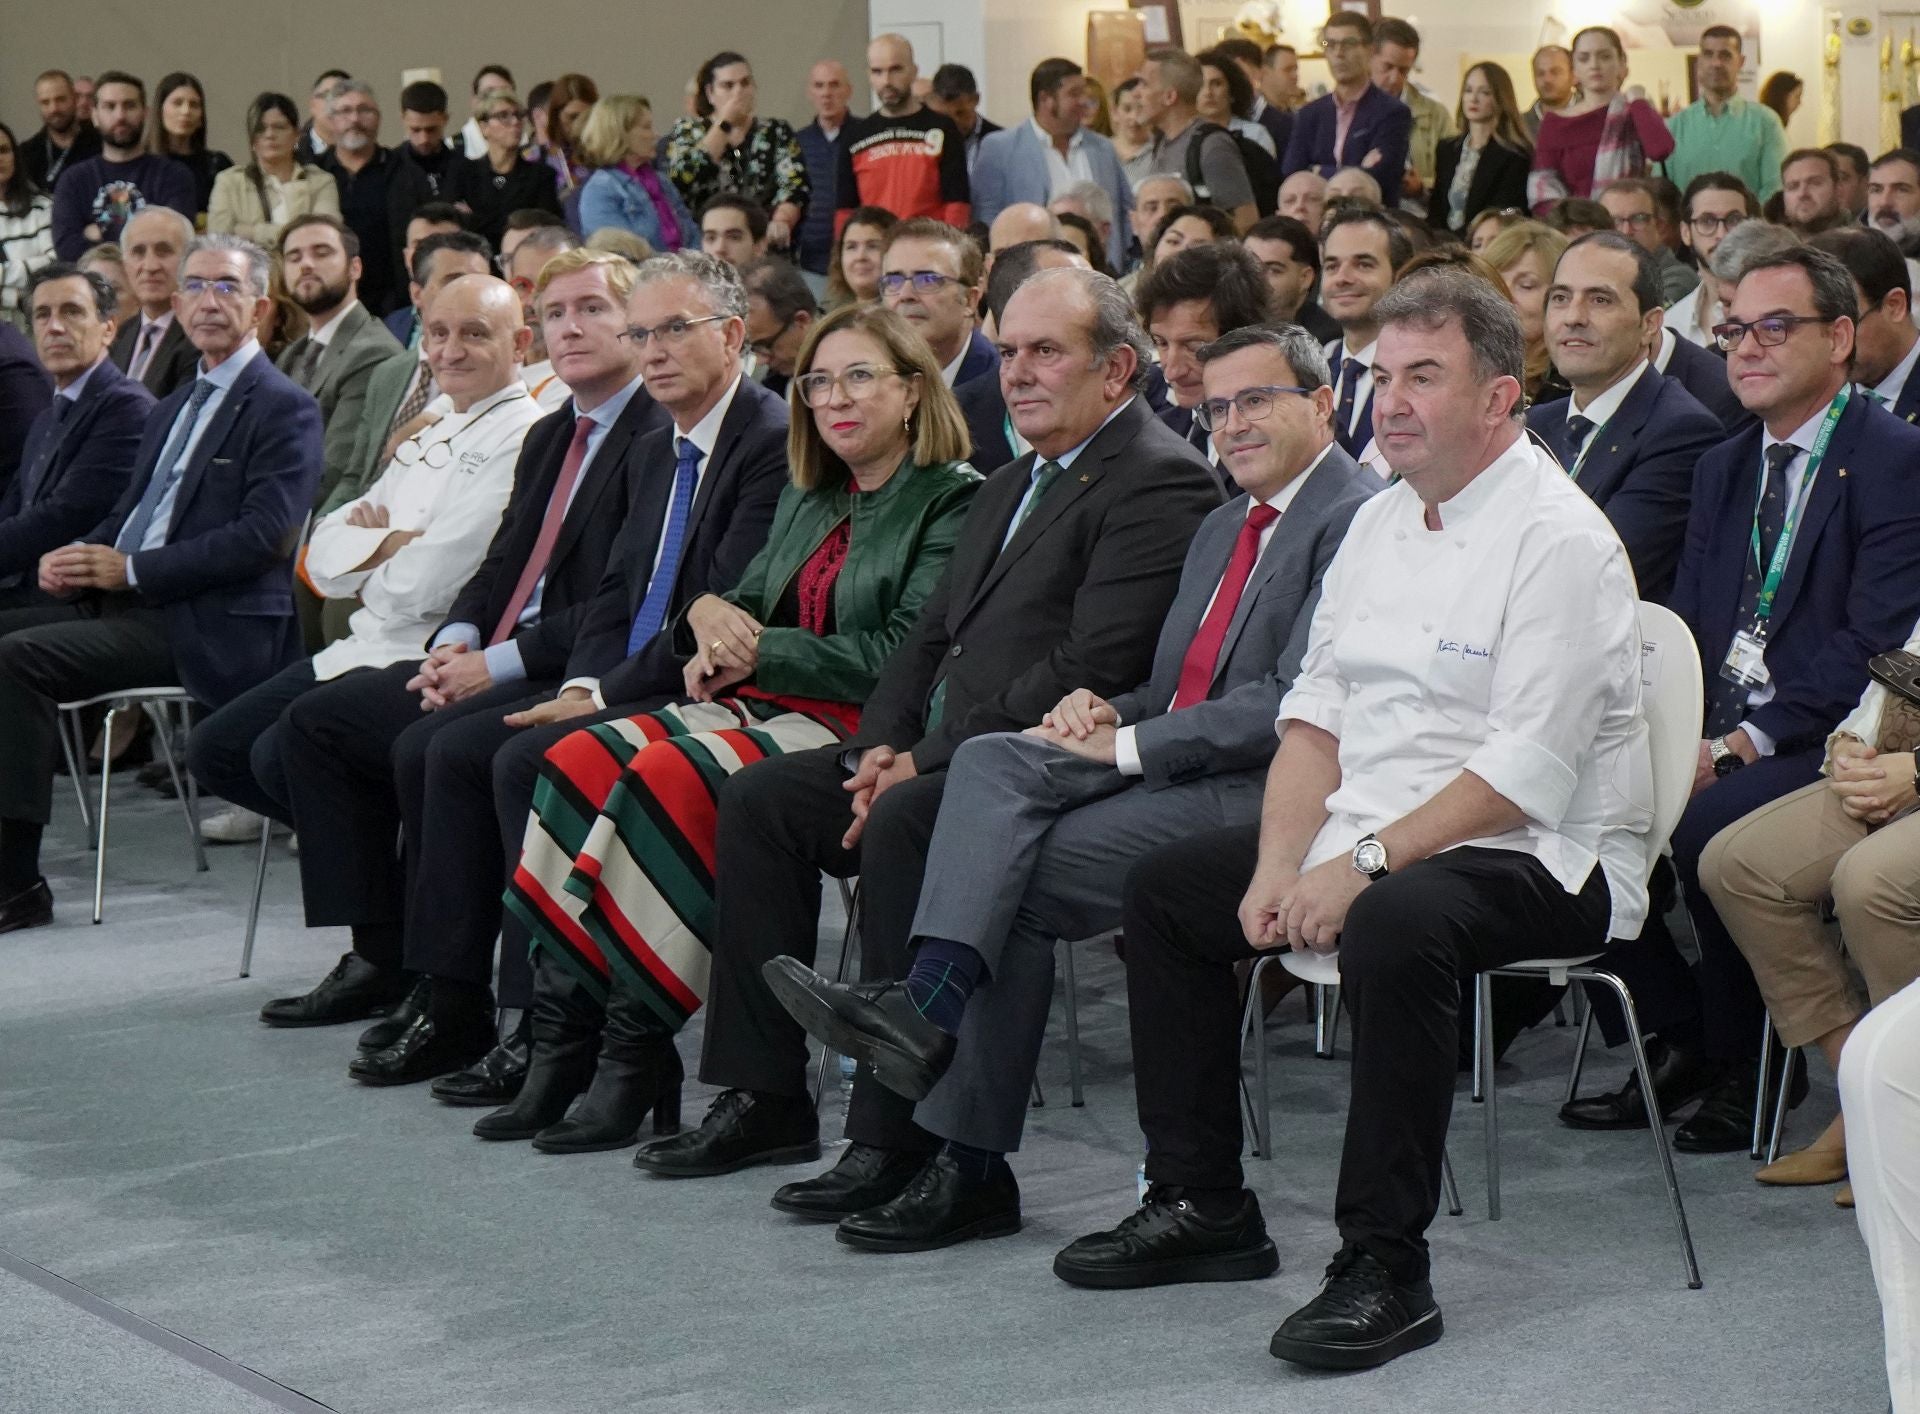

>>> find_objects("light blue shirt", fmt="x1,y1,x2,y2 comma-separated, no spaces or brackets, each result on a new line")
433,372,648,683
57,355,107,404
1000,397,1133,548
123,339,261,585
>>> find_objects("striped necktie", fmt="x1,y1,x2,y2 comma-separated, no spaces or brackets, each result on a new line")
627,437,703,653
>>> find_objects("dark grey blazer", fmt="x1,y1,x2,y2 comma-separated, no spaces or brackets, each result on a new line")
1106,442,1378,791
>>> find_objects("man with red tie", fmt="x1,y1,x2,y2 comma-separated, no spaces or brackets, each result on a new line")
762,322,1377,1249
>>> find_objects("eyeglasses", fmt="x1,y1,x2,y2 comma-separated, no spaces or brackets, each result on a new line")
1688,211,1748,234
395,436,455,468
1194,384,1313,430
483,108,526,124
181,277,248,298
1321,37,1367,52
879,271,960,295
1711,315,1836,352
619,314,727,347
750,309,798,359
796,363,905,407
1611,212,1655,230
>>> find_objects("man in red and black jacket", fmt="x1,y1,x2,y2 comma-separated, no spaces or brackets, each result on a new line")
834,34,971,235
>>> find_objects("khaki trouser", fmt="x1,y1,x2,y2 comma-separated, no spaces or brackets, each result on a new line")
1699,780,1920,1049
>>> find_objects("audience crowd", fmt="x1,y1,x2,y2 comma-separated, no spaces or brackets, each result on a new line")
3,20,1918,1404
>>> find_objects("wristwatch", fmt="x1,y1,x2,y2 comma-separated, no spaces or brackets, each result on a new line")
1352,833,1389,881
1709,736,1746,777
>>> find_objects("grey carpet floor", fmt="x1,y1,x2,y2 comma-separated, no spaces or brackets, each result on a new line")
0,782,1895,1413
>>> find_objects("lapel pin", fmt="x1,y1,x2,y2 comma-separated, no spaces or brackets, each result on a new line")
1078,473,1089,482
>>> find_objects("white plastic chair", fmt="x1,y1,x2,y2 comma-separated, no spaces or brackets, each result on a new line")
1248,601,1706,1289
56,687,208,924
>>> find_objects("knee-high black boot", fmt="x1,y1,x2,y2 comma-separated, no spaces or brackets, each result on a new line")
530,968,684,1153
472,952,603,1141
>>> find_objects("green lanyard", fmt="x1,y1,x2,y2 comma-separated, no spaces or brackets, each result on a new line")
1750,386,1849,623
1566,416,1610,481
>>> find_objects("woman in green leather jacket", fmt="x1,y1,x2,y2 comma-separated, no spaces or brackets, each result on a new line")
485,303,978,1152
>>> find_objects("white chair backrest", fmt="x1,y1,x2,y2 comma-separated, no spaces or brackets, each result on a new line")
1635,600,1704,870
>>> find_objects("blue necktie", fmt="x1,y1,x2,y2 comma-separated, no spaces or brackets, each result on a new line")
117,378,217,553
1333,356,1363,454
627,436,701,654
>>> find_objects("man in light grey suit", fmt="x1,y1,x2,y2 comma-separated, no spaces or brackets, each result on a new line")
972,57,1134,275
763,322,1377,1248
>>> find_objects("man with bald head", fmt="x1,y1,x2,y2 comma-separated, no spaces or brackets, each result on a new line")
1278,169,1329,235
797,60,856,287
188,272,543,840
109,206,199,397
837,34,970,231
988,203,1062,255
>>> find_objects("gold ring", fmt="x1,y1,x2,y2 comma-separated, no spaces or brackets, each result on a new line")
710,640,725,654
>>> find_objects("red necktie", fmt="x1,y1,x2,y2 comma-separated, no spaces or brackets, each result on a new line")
1170,503,1280,710
488,415,595,645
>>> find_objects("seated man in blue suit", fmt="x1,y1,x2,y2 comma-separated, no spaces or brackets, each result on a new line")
881,218,997,392
761,323,1377,1248
1528,233,1720,603
1281,11,1412,208
0,264,155,610
1564,245,1920,1150
1809,226,1920,426
972,58,1134,275
0,233,323,933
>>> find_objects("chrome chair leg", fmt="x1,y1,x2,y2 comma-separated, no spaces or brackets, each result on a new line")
1478,972,1500,1219
1061,939,1084,1107
1030,1074,1045,1108
1751,1010,1775,1160
239,816,271,978
1441,1145,1463,1217
1766,1047,1797,1165
811,878,862,1110
57,708,91,835
1584,968,1702,1288
1565,985,1597,1105
150,700,207,873
91,706,117,924
1324,985,1342,1057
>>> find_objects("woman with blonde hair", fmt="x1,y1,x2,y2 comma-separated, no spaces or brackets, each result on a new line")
209,93,341,246
1430,62,1532,234
1480,219,1570,404
575,95,695,252
479,303,981,1152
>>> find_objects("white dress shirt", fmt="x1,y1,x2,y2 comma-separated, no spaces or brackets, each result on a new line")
1875,337,1920,414
1030,117,1093,197
1113,444,1328,776
307,383,541,679
1562,358,1648,468
1665,282,1719,349
939,339,969,389
1326,335,1377,448
1278,435,1654,939
520,358,572,411
1651,325,1680,374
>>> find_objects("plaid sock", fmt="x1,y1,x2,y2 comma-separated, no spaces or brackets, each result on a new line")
902,937,985,1035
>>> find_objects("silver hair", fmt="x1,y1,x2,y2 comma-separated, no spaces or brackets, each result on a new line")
1196,322,1332,391
1135,173,1195,205
1373,266,1526,411
515,224,580,259
1055,179,1115,230
1019,265,1154,386
1708,221,1801,285
329,78,378,112
179,232,272,299
632,249,749,321
120,204,194,252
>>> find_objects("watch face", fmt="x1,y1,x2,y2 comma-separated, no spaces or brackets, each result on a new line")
1354,840,1387,875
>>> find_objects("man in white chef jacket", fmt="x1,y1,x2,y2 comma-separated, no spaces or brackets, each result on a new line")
1054,266,1653,1374
186,274,542,824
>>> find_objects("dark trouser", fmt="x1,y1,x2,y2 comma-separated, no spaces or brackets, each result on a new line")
1588,746,1822,1060
1125,830,1609,1285
0,596,175,829
394,685,664,1008
186,658,319,825
698,744,946,1133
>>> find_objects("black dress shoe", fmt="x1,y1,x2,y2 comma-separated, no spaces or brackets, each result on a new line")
762,956,956,1102
357,978,429,1052
1053,1187,1279,1289
771,1143,926,1222
432,1025,531,1106
259,953,412,1028
1558,1039,1726,1130
0,879,53,935
632,1089,819,1177
1673,1059,1808,1154
1269,1245,1444,1371
347,1013,494,1086
836,1151,1021,1252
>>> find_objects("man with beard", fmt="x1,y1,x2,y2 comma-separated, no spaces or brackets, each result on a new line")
836,33,970,230
318,81,398,314
384,83,463,287
1782,148,1848,238
50,72,195,259
19,70,101,192
275,215,404,511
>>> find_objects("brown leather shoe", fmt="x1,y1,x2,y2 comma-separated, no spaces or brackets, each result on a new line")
1835,1183,1855,1209
1755,1145,1847,1186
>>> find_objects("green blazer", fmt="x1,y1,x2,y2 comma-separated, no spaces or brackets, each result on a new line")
714,457,980,704
277,299,403,510
322,345,417,516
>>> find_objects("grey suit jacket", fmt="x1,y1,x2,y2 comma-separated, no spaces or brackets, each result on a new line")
322,344,417,516
1106,443,1377,791
279,300,403,509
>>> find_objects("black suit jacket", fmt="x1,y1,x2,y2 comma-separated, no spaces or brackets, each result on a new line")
1427,136,1530,233
572,376,790,703
1525,363,1720,603
0,322,54,499
1891,365,1920,427
0,359,154,579
441,381,672,681
1664,332,1752,435
109,316,200,400
87,351,323,707
852,395,1222,772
